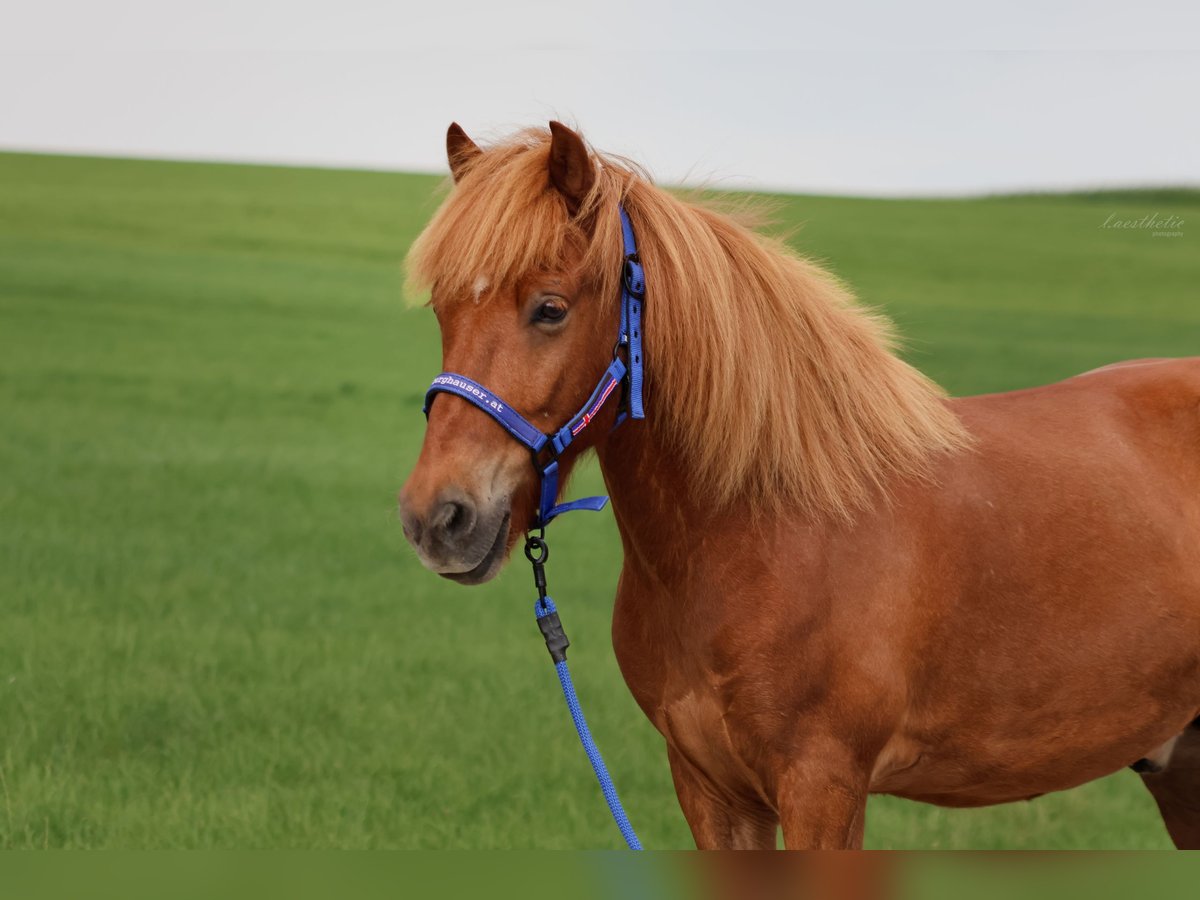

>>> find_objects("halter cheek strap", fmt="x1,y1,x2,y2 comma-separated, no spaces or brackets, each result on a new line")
422,205,645,529
618,207,645,420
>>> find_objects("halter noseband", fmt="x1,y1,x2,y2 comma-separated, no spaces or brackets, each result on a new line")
422,205,646,530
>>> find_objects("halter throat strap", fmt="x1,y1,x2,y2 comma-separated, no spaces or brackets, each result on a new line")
422,205,645,529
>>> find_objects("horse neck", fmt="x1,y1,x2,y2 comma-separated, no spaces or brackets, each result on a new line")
593,415,741,587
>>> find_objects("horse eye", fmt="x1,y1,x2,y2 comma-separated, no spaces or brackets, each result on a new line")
533,300,568,324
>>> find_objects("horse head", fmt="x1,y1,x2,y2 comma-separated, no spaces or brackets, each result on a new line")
399,122,627,583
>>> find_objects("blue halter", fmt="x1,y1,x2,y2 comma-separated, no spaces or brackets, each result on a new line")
420,204,646,850
423,205,645,529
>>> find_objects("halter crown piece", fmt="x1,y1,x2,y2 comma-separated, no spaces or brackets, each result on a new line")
420,204,646,850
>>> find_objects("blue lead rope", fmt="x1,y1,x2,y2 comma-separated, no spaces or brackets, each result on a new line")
535,596,642,850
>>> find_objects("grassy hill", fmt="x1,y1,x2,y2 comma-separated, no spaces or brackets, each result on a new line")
1,152,1197,848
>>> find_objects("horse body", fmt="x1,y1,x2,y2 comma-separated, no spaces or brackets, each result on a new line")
399,121,1200,848
602,358,1200,845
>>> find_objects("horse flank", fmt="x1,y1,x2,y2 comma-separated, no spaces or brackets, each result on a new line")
406,126,971,518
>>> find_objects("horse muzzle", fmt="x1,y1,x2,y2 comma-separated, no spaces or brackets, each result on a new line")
399,486,513,584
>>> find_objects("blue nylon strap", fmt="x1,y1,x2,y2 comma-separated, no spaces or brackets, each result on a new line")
538,466,608,526
618,207,645,420
538,460,560,527
550,358,627,457
423,374,548,453
546,495,608,520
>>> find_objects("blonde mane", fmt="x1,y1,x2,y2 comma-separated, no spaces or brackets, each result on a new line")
406,127,970,518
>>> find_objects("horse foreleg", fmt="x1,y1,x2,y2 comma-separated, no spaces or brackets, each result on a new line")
667,746,778,849
775,753,870,850
1141,722,1200,849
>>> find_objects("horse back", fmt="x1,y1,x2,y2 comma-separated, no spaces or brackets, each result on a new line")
953,356,1200,488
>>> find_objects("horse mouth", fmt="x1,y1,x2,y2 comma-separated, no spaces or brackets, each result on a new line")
441,512,511,585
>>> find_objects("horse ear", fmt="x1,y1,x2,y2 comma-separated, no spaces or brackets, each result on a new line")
446,122,482,183
547,121,595,213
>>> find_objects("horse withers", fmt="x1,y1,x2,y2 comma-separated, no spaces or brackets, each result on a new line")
398,121,1200,849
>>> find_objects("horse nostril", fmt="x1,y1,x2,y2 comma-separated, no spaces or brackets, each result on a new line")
433,496,477,543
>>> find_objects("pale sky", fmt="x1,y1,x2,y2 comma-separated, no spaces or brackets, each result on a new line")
3,0,1198,195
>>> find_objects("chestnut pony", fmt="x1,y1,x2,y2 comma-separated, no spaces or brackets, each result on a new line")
399,121,1200,849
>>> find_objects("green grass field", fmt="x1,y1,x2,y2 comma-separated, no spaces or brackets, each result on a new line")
1,152,1197,848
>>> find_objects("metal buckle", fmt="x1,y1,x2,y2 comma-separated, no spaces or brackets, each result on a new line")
532,441,559,474
623,253,645,299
